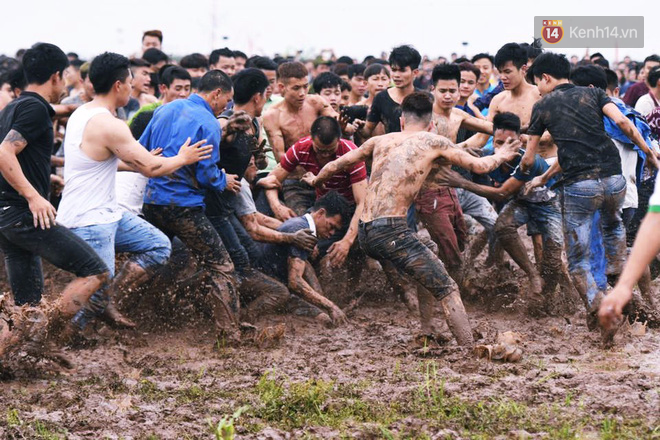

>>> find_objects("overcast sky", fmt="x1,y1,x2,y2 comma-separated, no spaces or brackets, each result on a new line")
2,0,658,63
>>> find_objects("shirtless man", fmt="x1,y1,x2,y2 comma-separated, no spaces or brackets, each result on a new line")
416,64,493,285
308,92,521,345
262,61,337,216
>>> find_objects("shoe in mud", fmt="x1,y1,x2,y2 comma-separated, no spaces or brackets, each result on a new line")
526,292,547,317
586,292,605,331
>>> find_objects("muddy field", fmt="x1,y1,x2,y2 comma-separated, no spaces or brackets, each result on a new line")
1,252,660,440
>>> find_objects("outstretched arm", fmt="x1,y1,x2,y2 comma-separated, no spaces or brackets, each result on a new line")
311,139,376,187
440,137,521,175
288,257,346,325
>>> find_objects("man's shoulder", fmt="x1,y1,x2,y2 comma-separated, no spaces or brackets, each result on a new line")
291,136,313,150
338,138,358,153
278,216,308,233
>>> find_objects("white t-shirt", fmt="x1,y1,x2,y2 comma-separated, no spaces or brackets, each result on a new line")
612,139,639,209
635,92,658,117
648,173,660,212
233,178,257,217
116,171,149,215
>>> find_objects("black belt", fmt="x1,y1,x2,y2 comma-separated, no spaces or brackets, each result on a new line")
359,216,407,230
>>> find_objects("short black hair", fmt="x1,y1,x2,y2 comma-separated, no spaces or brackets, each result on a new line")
471,53,494,66
458,61,481,80
590,52,604,60
209,47,235,66
648,66,660,88
592,57,610,69
89,52,131,95
312,190,351,226
493,112,521,134
142,30,163,43
232,68,269,105
494,43,527,70
336,56,354,65
313,72,342,93
143,48,169,65
67,52,79,60
332,63,349,78
389,45,421,70
401,91,433,125
368,58,389,66
22,42,69,85
604,69,619,93
233,50,247,60
364,63,390,80
341,80,351,92
277,61,308,81
129,108,156,140
570,65,607,90
310,116,341,145
69,59,85,69
248,56,277,71
158,65,191,88
522,38,543,61
180,53,209,69
640,54,660,69
431,63,460,86
198,69,232,93
347,63,366,79
529,52,571,81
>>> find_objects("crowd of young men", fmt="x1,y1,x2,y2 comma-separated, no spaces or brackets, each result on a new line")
1,32,659,368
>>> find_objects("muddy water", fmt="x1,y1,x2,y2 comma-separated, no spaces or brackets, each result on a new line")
1,249,660,438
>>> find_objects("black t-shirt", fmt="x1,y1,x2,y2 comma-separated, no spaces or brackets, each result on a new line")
527,83,621,186
0,92,55,208
204,109,260,217
367,89,404,133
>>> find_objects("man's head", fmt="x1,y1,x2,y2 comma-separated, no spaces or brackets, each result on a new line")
0,70,16,111
347,63,367,98
232,68,269,116
471,53,494,86
79,61,94,99
364,63,390,96
529,52,571,96
129,58,151,95
89,52,132,106
492,112,521,150
198,70,233,116
332,63,350,82
180,53,209,79
210,48,236,76
458,62,480,100
522,38,544,68
604,68,620,97
22,43,69,102
143,48,169,71
431,64,460,110
233,50,247,73
158,65,191,103
389,45,421,89
310,116,342,160
248,56,278,100
277,61,309,108
400,91,433,130
494,43,528,90
570,64,607,90
639,54,660,81
647,66,660,90
141,30,162,54
310,191,351,239
313,72,342,111
340,81,351,107
64,59,84,89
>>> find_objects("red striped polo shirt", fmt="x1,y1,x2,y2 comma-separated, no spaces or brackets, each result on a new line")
281,136,367,203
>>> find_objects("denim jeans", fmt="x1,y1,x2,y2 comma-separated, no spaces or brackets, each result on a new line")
358,217,453,301
0,206,108,305
70,210,172,328
559,175,626,305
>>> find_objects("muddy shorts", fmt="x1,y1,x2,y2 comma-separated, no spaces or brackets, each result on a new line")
358,217,453,301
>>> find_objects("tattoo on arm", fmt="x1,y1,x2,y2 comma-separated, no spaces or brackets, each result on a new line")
3,130,28,152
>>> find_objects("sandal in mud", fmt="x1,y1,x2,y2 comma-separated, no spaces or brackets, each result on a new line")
474,343,522,362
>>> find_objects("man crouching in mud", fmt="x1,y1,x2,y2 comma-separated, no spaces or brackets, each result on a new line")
307,92,521,346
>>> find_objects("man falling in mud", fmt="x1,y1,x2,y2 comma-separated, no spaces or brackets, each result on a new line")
307,92,521,345
262,61,337,216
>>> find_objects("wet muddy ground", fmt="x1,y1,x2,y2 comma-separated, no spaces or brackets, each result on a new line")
1,255,659,439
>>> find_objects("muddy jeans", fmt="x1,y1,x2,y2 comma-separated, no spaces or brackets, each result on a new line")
282,179,316,216
455,188,497,252
495,197,563,294
143,204,239,335
415,187,467,275
358,217,453,301
559,175,626,306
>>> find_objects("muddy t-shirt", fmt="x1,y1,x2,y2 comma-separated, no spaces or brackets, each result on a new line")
258,216,311,281
527,83,621,186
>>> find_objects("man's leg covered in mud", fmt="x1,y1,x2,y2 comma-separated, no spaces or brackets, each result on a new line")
239,268,290,322
359,219,473,345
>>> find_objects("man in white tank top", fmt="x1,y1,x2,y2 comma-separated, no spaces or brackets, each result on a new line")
57,52,212,333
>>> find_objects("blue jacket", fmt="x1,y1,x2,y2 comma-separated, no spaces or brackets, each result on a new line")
140,94,227,207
